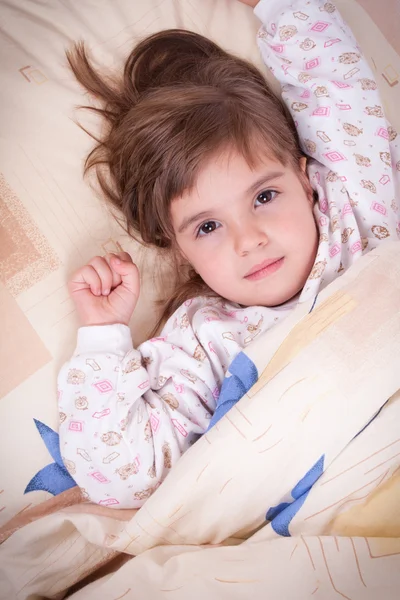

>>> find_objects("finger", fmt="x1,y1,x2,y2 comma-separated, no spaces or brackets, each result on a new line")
110,256,140,302
69,265,102,296
88,256,114,295
116,251,133,263
103,254,123,290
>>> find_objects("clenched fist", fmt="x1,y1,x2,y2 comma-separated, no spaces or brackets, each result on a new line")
68,252,140,327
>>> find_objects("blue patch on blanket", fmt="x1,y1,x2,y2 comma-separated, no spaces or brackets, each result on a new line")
207,352,258,430
24,419,76,496
266,454,325,537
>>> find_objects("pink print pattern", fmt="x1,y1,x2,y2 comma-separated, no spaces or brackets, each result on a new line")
93,380,113,394
90,472,110,484
310,21,330,33
99,498,119,506
323,151,346,162
305,57,321,70
150,413,160,433
376,127,389,140
92,409,111,419
371,202,387,216
172,419,188,437
329,243,341,257
68,420,84,432
312,106,330,117
351,241,362,254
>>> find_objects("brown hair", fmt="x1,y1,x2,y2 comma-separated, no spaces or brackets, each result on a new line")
67,29,304,329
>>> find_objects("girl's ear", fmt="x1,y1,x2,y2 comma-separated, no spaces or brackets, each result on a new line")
298,156,315,206
299,156,307,172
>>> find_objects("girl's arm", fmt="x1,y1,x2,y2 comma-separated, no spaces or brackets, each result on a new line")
58,303,226,508
253,0,399,231
58,253,230,508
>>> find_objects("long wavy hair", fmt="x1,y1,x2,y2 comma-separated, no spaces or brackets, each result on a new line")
67,29,304,331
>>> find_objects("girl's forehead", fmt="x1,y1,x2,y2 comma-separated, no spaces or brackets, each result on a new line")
192,148,286,191
170,149,290,222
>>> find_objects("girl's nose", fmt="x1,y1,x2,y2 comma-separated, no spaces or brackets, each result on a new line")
233,218,269,256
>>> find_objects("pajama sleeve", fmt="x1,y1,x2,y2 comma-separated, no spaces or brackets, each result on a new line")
254,0,400,239
57,299,236,508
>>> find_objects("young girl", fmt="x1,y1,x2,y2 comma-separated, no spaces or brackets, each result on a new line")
59,0,400,508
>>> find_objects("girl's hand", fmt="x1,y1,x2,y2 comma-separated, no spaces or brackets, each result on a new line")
69,252,140,327
237,0,259,7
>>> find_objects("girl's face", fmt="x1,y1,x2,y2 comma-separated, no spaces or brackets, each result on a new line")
171,149,318,307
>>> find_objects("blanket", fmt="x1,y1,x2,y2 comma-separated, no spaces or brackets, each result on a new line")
1,241,400,600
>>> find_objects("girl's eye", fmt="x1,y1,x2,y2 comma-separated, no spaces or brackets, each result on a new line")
255,189,278,206
197,220,220,237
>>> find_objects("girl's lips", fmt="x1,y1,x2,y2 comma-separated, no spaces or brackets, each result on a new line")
244,257,285,281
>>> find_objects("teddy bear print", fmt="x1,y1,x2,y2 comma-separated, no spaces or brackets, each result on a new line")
124,358,141,374
193,344,206,362
322,1,336,12
361,180,377,193
326,170,339,182
59,412,67,424
257,27,268,42
298,72,312,84
354,154,371,167
396,161,400,172
80,488,89,501
371,225,390,240
180,369,197,383
162,442,172,469
134,486,157,501
101,431,122,446
330,214,341,232
75,396,88,410
380,151,391,167
291,101,308,112
314,86,329,97
319,233,329,243
339,52,361,64
147,463,156,479
180,313,190,330
304,139,317,154
349,195,359,208
391,199,399,212
359,78,377,91
244,317,264,345
67,369,86,385
361,237,369,251
300,37,316,51
116,462,140,480
162,392,179,411
279,25,297,41
142,420,151,442
157,375,167,387
343,123,363,136
388,126,397,142
309,259,327,279
63,459,76,475
341,227,354,244
141,355,153,368
365,105,384,118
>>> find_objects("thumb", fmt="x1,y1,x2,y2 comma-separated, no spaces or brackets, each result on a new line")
110,256,140,305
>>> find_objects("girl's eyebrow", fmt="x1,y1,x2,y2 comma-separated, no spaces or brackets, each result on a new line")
178,211,213,234
246,171,285,196
178,171,285,234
